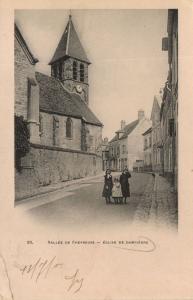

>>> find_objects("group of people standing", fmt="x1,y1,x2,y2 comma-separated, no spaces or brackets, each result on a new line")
102,167,131,205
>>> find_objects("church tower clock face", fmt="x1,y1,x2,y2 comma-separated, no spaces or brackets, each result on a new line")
76,84,83,93
49,15,90,105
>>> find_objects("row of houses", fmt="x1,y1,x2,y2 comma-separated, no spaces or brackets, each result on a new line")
102,9,178,191
143,93,162,173
102,101,161,174
143,9,178,190
102,110,151,172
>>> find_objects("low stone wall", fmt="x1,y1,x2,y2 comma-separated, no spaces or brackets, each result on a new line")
15,143,102,199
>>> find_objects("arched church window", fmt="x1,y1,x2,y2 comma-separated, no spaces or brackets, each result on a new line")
80,63,84,82
73,61,77,80
66,117,73,138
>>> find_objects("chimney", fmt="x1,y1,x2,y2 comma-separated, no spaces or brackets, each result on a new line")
138,110,145,120
104,137,108,144
159,88,164,98
121,120,126,130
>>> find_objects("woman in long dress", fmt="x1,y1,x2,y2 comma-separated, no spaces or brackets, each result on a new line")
120,167,131,204
102,169,113,204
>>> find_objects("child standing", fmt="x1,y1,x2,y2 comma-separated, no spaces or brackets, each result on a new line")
112,177,123,204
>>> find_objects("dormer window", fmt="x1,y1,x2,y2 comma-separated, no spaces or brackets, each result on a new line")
73,61,77,80
80,63,84,82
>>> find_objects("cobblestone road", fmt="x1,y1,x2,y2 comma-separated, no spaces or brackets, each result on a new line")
17,172,178,230
25,172,151,230
149,174,178,228
134,173,178,229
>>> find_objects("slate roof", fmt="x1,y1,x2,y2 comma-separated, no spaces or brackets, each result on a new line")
150,94,162,120
15,23,39,65
155,94,162,107
142,127,152,136
109,136,118,143
109,119,139,143
49,15,90,65
36,72,102,126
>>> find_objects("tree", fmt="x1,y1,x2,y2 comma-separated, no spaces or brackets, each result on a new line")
15,115,30,172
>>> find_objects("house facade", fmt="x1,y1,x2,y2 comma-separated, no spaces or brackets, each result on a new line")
161,9,178,189
101,137,110,171
151,94,163,173
142,127,152,172
108,110,151,171
15,16,103,199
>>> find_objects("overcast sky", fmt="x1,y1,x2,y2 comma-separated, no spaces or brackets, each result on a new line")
15,9,168,139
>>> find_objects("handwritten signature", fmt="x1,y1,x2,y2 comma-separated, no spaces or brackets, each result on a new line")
13,236,155,295
15,256,83,294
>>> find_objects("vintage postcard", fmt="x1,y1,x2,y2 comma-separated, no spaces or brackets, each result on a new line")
0,0,193,299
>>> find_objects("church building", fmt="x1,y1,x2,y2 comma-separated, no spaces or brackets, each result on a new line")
15,15,103,199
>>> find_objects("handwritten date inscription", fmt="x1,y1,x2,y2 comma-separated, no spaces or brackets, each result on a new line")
17,256,84,294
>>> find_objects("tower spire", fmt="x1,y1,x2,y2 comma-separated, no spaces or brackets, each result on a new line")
49,14,90,104
49,15,90,65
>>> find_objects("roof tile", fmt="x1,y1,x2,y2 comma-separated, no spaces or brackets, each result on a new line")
36,72,102,126
49,16,90,64
109,119,139,143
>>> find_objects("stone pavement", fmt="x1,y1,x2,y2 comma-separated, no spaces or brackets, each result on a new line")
149,174,178,228
134,173,178,228
134,174,154,222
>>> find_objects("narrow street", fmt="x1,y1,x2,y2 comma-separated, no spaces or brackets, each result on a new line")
17,172,154,230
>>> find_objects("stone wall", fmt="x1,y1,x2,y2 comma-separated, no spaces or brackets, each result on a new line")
51,57,89,104
15,144,102,199
63,58,89,104
40,112,82,150
14,36,36,120
86,123,102,154
39,112,102,153
63,58,88,84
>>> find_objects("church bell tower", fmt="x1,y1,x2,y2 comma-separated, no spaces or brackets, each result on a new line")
49,15,90,105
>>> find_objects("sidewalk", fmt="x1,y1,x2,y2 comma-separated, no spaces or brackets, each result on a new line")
134,174,154,222
149,174,178,227
134,173,178,228
15,172,104,203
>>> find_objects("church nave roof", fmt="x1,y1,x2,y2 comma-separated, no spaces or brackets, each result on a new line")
36,72,102,126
